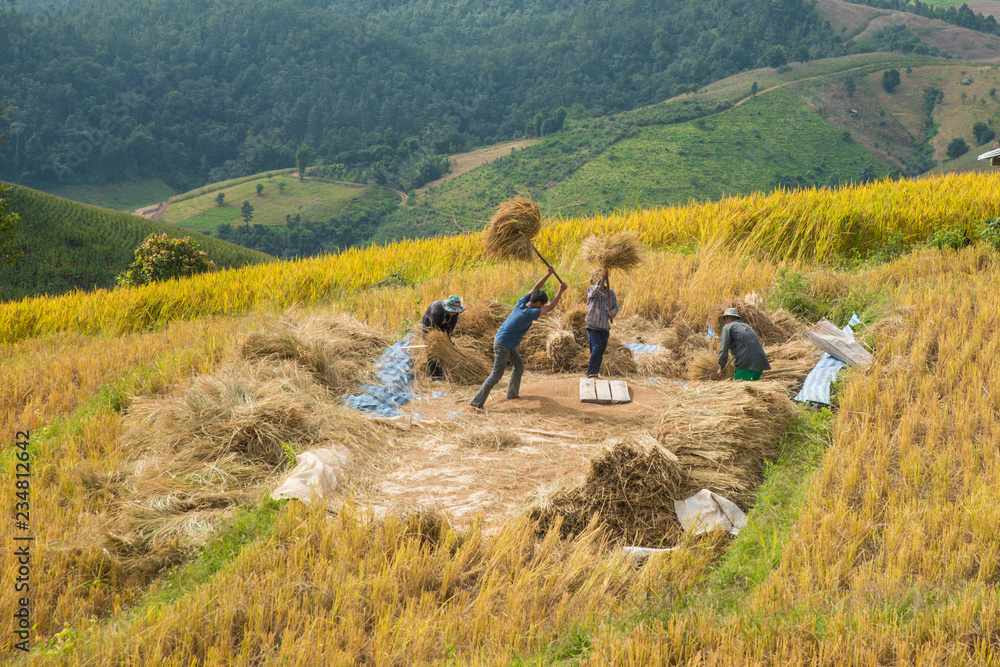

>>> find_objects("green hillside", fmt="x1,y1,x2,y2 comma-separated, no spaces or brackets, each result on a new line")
162,172,385,232
0,184,270,302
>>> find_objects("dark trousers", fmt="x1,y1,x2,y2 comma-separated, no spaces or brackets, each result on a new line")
470,344,524,408
587,328,610,377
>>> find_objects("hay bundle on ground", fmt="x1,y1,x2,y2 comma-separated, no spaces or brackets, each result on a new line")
546,326,581,371
580,232,643,272
453,301,510,341
707,298,792,345
105,358,383,569
654,382,795,508
527,432,685,546
483,197,542,260
241,312,391,392
687,337,817,394
418,329,492,385
565,306,589,346
688,349,733,381
635,348,684,378
769,308,804,339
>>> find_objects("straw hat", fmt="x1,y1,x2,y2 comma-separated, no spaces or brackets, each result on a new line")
443,295,466,313
720,307,741,321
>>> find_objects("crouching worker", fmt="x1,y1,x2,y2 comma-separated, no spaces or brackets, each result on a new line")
420,295,465,378
470,267,567,411
716,307,770,381
586,268,618,378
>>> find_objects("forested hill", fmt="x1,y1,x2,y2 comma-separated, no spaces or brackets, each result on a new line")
1,0,847,191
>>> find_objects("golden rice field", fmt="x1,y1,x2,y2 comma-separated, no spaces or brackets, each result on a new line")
3,173,1000,664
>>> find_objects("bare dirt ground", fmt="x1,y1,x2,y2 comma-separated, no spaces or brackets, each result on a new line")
415,139,542,196
133,202,169,220
349,374,678,528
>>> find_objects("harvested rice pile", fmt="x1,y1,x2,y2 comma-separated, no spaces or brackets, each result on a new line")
241,312,392,393
453,301,510,340
529,382,795,546
528,432,684,545
97,312,392,576
686,336,818,394
412,329,492,385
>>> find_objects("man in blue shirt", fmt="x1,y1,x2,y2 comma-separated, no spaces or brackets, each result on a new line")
470,267,567,411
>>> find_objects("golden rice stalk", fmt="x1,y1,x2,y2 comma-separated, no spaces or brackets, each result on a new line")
580,232,643,272
546,327,581,371
453,301,510,340
654,382,795,508
483,197,542,261
424,329,491,385
527,432,685,546
688,350,734,381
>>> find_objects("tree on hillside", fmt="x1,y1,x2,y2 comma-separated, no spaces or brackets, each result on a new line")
115,233,215,287
761,45,788,69
256,183,264,196
296,144,314,181
844,77,856,97
241,200,254,225
882,69,901,93
973,121,995,146
946,137,969,159
216,192,225,207
751,81,758,98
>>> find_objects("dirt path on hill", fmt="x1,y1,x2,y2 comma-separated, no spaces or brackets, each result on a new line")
133,202,169,220
415,139,542,196
347,375,677,528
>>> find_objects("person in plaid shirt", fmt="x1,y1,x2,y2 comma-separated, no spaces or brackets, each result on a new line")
585,268,618,378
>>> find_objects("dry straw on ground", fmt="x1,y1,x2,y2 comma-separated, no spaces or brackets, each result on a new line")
707,298,794,345
580,232,643,272
240,312,392,392
528,431,685,546
459,426,526,451
415,329,492,385
530,382,795,546
483,197,543,261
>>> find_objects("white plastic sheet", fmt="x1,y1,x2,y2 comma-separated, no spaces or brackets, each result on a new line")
673,489,747,536
272,447,352,504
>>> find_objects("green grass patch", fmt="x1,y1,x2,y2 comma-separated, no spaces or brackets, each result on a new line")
166,169,296,204
39,179,177,212
163,176,373,229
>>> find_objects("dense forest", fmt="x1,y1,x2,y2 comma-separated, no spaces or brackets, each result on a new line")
1,0,858,191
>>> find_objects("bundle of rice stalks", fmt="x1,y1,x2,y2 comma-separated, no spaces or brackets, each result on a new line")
635,348,683,378
420,329,492,385
546,326,581,371
706,298,792,345
580,232,643,272
241,312,391,392
483,197,542,261
460,426,525,451
654,382,795,508
107,359,384,569
565,306,589,346
687,349,733,381
769,308,804,338
764,339,821,393
527,432,685,546
453,301,510,341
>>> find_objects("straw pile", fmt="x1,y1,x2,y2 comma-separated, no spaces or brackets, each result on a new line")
529,383,795,546
654,382,795,507
546,326,581,371
100,315,390,575
686,337,817,393
483,197,542,261
688,348,733,381
460,426,525,451
527,432,685,546
417,329,492,385
453,301,510,340
707,298,794,345
241,312,391,393
580,233,643,272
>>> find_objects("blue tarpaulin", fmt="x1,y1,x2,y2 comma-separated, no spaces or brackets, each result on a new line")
794,314,861,406
623,342,662,357
344,334,416,417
